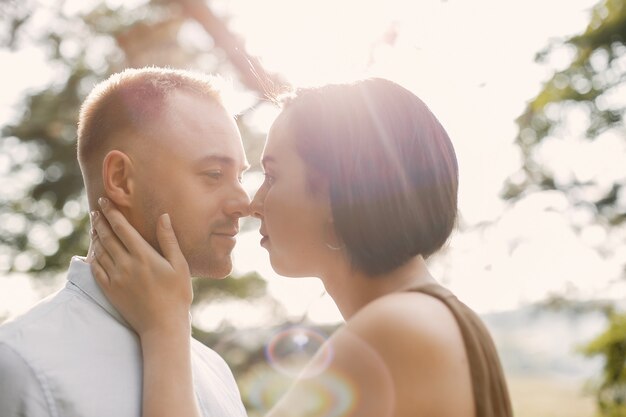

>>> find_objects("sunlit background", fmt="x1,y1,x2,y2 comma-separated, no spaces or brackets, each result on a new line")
2,0,625,416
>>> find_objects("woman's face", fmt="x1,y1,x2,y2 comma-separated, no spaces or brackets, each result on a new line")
250,111,332,277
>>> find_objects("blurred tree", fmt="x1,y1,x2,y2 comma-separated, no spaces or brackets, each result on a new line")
504,0,625,226
581,305,626,417
503,0,626,414
0,0,284,321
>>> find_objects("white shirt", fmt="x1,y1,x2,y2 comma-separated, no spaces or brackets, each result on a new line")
0,257,247,417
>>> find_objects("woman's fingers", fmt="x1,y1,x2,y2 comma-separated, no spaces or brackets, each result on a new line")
88,234,111,290
97,197,154,256
91,210,129,260
91,256,111,289
157,214,189,274
92,235,117,279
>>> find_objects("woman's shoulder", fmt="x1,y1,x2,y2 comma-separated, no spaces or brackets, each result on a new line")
338,290,474,416
347,290,462,346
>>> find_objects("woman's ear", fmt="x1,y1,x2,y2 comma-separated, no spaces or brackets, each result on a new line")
102,150,135,208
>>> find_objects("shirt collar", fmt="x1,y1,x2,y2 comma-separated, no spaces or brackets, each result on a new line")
66,256,130,327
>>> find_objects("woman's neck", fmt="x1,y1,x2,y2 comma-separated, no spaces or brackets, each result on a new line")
321,255,436,320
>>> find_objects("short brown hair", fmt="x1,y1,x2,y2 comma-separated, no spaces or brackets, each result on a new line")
77,67,224,203
282,78,459,276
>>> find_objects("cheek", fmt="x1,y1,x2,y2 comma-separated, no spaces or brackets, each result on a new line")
160,185,216,226
263,198,283,233
265,184,294,214
178,194,221,222
267,195,322,243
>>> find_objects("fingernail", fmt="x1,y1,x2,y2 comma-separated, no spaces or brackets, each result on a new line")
90,228,96,236
161,213,172,229
90,211,99,221
98,197,109,208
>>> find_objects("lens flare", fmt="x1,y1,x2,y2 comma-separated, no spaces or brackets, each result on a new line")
290,371,358,417
265,326,333,378
240,364,358,417
240,363,291,411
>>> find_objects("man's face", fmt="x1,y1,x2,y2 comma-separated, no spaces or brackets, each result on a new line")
130,90,250,279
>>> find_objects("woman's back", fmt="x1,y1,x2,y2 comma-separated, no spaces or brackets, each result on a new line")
330,283,511,417
342,289,474,417
407,283,513,417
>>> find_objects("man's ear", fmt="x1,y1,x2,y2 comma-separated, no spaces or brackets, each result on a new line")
102,150,135,208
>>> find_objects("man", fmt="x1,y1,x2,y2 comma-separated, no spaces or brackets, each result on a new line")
0,68,250,417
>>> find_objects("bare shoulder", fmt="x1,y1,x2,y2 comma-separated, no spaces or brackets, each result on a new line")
347,291,464,351
340,291,474,417
270,291,475,417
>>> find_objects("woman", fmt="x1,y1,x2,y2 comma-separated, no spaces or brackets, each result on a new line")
90,78,512,417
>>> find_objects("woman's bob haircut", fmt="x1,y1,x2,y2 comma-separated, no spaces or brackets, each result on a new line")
280,78,459,277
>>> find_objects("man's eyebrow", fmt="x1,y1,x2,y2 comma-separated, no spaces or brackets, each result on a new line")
195,155,250,172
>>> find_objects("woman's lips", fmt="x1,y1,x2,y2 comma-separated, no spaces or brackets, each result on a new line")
260,231,269,247
259,225,269,247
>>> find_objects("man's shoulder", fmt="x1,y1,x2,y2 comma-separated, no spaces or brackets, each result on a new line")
189,338,246,415
0,283,144,406
0,340,35,377
190,338,234,374
0,284,103,349
0,292,69,381
190,337,225,362
0,289,68,339
0,342,52,417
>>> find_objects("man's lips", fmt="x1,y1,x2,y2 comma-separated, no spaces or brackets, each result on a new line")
213,229,238,237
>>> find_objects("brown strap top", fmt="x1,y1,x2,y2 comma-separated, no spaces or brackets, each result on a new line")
407,283,513,417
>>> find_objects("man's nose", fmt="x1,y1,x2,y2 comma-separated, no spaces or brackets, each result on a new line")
225,183,251,218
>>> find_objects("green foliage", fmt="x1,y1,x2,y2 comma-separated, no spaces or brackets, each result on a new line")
582,310,626,416
193,271,268,302
505,0,626,415
504,0,626,227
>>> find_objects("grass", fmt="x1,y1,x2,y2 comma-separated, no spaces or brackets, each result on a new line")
508,374,596,417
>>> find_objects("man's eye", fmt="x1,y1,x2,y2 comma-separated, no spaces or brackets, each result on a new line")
205,171,223,180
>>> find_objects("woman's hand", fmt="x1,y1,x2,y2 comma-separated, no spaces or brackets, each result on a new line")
90,197,193,339
91,198,201,417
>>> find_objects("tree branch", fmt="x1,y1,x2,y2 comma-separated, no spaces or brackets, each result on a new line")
175,0,287,96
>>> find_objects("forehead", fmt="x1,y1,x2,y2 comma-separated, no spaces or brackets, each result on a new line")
263,110,294,158
154,91,247,166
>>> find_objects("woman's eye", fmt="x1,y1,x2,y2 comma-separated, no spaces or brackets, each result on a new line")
263,173,275,186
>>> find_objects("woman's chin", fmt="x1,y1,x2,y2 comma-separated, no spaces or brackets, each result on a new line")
268,257,292,277
268,258,313,279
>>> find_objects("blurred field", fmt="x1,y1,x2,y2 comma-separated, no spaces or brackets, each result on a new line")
508,374,596,417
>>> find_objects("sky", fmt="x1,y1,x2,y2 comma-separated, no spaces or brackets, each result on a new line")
1,0,623,328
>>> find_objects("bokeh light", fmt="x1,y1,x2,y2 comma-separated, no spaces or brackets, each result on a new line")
265,326,333,378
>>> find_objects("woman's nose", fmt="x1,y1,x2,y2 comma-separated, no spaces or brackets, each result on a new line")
249,188,264,219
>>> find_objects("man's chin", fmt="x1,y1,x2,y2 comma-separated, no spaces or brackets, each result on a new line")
183,242,231,276
190,260,233,280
